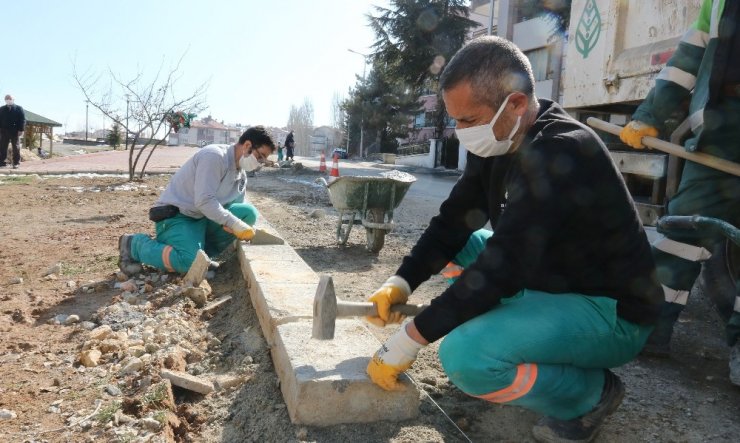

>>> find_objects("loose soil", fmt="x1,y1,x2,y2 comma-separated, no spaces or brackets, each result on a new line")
0,165,738,443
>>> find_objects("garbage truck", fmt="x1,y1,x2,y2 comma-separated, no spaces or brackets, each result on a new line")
560,0,738,320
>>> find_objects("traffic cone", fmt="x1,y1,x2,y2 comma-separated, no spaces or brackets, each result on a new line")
330,153,340,177
319,151,327,173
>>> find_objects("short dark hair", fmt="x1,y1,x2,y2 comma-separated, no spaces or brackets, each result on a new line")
440,36,535,109
239,126,276,152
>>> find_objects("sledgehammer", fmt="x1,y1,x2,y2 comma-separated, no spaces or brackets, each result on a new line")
312,275,428,340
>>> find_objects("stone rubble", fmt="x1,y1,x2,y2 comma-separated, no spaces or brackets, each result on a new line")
0,409,17,420
33,265,255,441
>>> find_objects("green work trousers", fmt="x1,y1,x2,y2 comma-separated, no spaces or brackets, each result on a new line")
438,290,652,420
652,160,740,345
130,202,258,274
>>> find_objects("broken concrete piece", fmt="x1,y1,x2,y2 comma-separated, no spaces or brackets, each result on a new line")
104,384,122,397
52,314,69,325
120,357,143,375
183,250,210,286
0,409,17,420
64,314,80,325
90,325,113,341
201,295,232,317
79,349,102,368
184,281,211,307
160,369,214,395
117,279,138,292
8,276,23,285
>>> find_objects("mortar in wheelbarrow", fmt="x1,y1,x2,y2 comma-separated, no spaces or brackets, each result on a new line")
316,170,416,252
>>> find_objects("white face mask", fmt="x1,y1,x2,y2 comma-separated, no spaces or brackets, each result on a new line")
239,152,261,172
5,99,12,106
455,93,521,158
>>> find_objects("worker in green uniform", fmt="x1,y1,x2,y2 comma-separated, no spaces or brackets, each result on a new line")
620,0,740,385
365,36,662,443
118,126,275,275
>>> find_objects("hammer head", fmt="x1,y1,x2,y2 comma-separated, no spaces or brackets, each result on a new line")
312,275,337,340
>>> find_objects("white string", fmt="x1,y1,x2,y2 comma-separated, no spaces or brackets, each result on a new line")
365,325,474,443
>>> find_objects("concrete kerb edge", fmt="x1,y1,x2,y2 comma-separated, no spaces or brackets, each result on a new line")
235,217,421,425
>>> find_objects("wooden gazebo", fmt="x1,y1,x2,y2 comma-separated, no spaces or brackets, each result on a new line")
24,110,62,156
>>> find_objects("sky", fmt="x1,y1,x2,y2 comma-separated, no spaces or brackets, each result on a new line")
1,0,391,133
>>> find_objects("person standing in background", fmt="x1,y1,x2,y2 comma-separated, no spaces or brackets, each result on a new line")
0,94,26,169
285,130,295,160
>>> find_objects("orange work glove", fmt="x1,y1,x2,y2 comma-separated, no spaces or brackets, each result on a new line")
619,120,658,149
366,276,411,327
367,322,425,391
223,219,256,241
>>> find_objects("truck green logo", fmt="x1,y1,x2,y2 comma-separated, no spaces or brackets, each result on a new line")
575,0,602,58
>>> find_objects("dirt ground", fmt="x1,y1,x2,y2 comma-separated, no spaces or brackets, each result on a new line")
0,165,738,443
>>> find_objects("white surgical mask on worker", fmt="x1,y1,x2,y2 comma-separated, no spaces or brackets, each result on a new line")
240,152,261,172
455,93,521,157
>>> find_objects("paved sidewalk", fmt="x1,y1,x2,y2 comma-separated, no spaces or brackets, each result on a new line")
0,146,199,175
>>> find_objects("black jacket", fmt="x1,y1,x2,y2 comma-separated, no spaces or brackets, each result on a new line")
400,99,663,343
0,104,26,132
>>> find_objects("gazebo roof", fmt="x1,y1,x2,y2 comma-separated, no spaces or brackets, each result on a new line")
25,110,62,127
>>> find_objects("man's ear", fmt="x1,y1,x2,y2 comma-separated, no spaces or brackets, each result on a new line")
510,93,530,116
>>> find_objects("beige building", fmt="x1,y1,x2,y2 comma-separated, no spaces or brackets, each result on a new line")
168,116,242,147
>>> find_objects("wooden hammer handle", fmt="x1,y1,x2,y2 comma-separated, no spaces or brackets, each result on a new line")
586,117,740,178
335,301,428,318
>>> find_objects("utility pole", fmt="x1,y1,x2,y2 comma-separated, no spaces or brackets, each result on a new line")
487,0,496,35
348,48,369,158
125,94,131,151
85,100,89,142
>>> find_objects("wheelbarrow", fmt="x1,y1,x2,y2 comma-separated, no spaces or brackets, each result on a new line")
316,171,416,252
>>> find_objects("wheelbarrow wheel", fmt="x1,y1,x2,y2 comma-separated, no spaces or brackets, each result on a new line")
365,209,386,253
337,211,355,245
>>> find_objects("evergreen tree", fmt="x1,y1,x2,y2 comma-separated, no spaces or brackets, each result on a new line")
343,60,421,154
107,123,123,149
367,0,478,139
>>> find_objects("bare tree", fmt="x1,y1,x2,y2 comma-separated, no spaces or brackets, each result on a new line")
73,54,208,180
286,98,314,156
331,91,345,130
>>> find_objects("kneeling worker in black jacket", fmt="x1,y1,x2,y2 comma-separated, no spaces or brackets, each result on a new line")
365,36,663,443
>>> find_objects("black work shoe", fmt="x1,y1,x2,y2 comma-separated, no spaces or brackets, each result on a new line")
118,234,142,276
12,164,18,169
532,370,625,443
